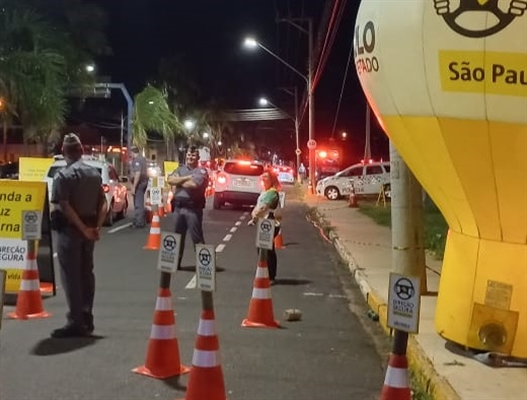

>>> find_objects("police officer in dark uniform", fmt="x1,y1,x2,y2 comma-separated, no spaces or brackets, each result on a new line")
130,146,149,228
50,133,108,338
167,146,209,269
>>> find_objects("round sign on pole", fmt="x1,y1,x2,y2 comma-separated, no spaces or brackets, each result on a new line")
295,148,302,156
307,139,317,150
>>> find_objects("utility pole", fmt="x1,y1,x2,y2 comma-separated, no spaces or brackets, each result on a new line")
364,103,371,161
389,141,428,363
120,112,125,175
280,86,301,183
0,97,7,163
277,17,315,192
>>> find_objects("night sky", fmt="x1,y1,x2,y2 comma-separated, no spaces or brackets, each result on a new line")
85,0,388,163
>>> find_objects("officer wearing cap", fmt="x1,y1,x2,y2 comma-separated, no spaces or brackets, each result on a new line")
167,146,209,269
50,133,108,338
130,145,149,228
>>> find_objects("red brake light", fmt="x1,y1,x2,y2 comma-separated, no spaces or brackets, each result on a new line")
102,184,110,193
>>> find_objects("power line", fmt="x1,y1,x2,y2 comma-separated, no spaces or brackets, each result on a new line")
330,20,354,139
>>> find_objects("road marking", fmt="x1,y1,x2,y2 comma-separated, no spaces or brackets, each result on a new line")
303,292,324,297
215,244,226,252
230,227,237,233
185,275,197,289
223,234,232,241
329,294,347,299
239,215,246,220
235,221,241,226
107,222,133,234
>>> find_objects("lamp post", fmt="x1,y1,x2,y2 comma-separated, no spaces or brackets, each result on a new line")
243,34,315,191
258,96,301,183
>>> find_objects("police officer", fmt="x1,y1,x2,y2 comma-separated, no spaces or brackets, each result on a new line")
167,146,209,269
130,146,149,228
50,133,108,338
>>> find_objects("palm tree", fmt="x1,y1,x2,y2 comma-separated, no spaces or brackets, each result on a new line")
0,1,110,152
132,85,182,150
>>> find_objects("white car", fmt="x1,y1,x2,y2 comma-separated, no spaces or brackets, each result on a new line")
45,155,129,226
273,165,295,184
316,161,390,200
213,159,265,209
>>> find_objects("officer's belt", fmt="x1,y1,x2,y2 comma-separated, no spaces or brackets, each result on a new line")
172,199,201,209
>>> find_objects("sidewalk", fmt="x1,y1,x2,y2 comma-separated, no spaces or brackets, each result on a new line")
303,191,527,400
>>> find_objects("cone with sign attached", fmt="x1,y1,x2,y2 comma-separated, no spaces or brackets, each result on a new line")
133,287,190,379
144,208,161,250
274,228,286,249
8,245,51,320
182,309,227,400
158,202,165,218
242,255,279,328
379,353,411,400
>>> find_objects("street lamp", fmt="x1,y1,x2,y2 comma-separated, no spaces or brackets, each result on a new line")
243,31,315,192
202,132,210,139
257,96,301,183
85,64,95,73
184,119,195,131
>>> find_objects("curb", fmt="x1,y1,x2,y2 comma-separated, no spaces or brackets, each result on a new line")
313,208,460,400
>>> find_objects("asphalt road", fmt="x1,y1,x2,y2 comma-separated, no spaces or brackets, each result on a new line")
0,187,386,400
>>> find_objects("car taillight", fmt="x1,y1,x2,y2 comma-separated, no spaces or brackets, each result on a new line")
102,184,110,193
217,174,227,185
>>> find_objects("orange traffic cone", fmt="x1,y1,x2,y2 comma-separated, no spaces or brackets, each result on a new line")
8,245,51,320
274,228,286,249
241,258,279,328
380,354,411,400
133,287,190,379
144,209,161,250
165,190,173,214
182,309,227,400
348,185,358,208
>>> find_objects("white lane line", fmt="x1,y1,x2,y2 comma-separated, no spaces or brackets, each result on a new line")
230,227,237,233
244,211,249,215
303,292,324,297
185,275,197,289
107,222,132,234
239,215,246,220
223,234,232,242
215,244,226,252
235,221,242,226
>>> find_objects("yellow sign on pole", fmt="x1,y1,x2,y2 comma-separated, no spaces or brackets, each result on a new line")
18,157,54,182
163,161,179,183
0,181,50,293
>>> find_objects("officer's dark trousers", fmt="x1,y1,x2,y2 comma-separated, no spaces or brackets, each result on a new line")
57,227,95,328
173,207,205,267
133,181,148,227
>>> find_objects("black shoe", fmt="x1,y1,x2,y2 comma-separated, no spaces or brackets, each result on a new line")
83,313,94,334
51,324,88,338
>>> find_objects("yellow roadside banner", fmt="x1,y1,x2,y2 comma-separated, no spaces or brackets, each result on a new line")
18,157,54,182
0,181,55,294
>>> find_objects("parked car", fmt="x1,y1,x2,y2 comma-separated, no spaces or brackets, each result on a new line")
273,165,295,185
45,155,129,226
316,161,390,200
213,159,265,209
0,161,19,180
